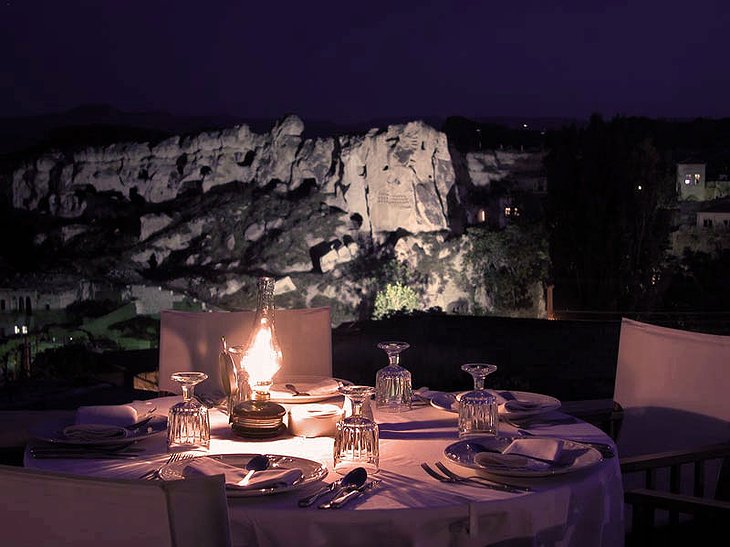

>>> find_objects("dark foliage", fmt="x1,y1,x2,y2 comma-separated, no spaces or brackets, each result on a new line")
545,115,675,311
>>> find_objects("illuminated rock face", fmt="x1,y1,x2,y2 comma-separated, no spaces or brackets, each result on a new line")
10,115,455,238
3,116,546,325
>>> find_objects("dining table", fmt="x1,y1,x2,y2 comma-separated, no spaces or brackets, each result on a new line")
23,389,625,547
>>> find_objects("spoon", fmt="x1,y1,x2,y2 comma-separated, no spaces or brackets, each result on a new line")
285,383,310,397
318,468,368,509
238,454,270,486
298,466,367,507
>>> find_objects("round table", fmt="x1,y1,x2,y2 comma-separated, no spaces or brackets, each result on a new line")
25,395,624,547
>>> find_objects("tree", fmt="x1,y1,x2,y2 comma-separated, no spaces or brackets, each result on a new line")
545,115,674,311
466,224,550,313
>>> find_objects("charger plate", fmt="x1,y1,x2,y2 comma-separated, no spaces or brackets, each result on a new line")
159,453,328,497
444,435,603,478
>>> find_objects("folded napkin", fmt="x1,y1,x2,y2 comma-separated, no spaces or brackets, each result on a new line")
75,405,138,427
270,378,341,399
474,438,570,471
184,457,304,490
501,399,542,413
62,424,129,441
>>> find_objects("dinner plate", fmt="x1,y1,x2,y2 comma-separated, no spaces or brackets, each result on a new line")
159,453,328,497
496,390,561,419
444,435,603,477
268,376,351,403
430,390,561,418
30,415,167,446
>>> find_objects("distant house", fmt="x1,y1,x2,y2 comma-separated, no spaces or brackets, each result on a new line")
696,199,730,230
677,162,730,202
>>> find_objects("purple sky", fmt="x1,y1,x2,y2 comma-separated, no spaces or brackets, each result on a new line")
2,0,729,122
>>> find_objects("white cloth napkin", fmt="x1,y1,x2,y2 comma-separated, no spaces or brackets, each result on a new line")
184,457,304,490
270,378,341,399
501,399,543,413
474,438,568,471
62,424,129,441
75,405,138,426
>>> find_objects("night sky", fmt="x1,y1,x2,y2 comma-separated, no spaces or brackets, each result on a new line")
2,0,729,123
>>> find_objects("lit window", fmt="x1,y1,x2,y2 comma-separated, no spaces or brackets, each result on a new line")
477,209,487,223
504,207,511,216
684,176,692,185
637,185,643,191
513,207,520,217
694,173,701,183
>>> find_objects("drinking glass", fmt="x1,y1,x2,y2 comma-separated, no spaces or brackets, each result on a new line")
458,363,498,439
333,385,379,475
167,371,211,451
375,341,412,413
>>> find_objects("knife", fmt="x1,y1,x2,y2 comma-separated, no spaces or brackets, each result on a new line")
319,479,381,509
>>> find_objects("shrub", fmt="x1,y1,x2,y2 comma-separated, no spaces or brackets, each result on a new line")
372,282,420,320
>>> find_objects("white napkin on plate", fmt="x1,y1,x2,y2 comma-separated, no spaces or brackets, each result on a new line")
270,378,341,399
184,457,304,489
75,405,138,426
474,438,569,471
501,399,543,413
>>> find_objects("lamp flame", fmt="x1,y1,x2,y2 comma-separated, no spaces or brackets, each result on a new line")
240,317,282,395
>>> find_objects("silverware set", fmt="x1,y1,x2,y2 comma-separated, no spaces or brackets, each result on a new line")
421,462,531,493
298,466,380,509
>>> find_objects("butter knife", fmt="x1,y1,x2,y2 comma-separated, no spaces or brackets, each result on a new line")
319,480,381,509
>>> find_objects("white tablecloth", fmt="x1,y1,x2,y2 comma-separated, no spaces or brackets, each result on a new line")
25,396,624,547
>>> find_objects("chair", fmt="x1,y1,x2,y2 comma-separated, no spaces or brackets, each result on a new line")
612,318,730,542
158,307,332,396
0,465,232,547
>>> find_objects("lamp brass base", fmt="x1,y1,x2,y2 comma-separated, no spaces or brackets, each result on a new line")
230,399,287,439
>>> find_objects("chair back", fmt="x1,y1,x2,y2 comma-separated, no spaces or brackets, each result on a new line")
614,318,730,456
615,317,730,418
158,307,332,396
0,465,231,547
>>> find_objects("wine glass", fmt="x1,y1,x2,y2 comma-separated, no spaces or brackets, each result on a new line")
167,371,211,451
375,341,412,412
333,385,379,475
458,363,498,439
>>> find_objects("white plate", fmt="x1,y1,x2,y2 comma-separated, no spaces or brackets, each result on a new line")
159,453,328,497
430,391,461,413
268,376,351,403
497,390,561,418
430,390,561,418
444,435,603,477
30,415,167,446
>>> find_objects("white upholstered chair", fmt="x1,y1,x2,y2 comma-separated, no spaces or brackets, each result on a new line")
614,317,730,456
0,465,232,547
613,318,730,541
158,307,332,396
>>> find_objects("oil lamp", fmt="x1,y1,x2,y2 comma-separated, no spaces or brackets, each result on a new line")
228,276,287,438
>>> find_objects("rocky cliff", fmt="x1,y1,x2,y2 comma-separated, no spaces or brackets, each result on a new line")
3,116,546,325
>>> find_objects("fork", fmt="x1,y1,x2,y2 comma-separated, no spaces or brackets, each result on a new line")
139,452,193,480
421,463,529,494
433,462,531,493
